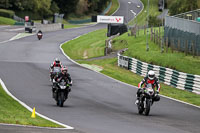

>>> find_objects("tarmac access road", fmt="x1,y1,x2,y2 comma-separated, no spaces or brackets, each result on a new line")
0,25,24,43
0,0,199,133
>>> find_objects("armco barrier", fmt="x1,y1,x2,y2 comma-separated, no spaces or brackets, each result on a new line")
118,54,200,94
35,23,62,32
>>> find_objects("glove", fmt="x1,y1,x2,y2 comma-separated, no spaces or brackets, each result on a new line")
69,81,73,86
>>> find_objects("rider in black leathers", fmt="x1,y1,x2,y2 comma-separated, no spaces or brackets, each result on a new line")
52,66,72,94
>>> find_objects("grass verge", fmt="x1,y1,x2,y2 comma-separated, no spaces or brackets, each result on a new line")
0,84,63,127
61,29,200,106
62,29,107,60
0,16,16,25
112,28,200,75
64,24,82,29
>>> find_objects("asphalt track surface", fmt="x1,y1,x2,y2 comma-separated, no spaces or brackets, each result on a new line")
0,0,199,133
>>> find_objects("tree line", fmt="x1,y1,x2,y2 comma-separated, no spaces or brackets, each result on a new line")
168,0,200,15
0,0,111,19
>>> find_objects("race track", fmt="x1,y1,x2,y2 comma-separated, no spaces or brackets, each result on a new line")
0,0,199,133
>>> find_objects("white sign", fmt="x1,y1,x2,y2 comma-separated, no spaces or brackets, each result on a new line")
97,15,124,24
119,59,128,68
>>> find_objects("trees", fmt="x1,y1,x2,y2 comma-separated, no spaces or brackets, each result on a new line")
0,0,111,19
169,0,198,15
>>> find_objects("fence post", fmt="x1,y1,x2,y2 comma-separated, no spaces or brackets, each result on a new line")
171,38,174,53
156,30,158,45
154,29,155,43
151,27,153,41
159,31,161,48
166,37,168,53
144,25,146,35
185,40,188,56
192,41,195,58
178,38,180,51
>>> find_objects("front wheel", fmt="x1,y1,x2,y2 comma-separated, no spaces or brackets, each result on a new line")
144,99,151,116
57,92,65,107
137,97,144,114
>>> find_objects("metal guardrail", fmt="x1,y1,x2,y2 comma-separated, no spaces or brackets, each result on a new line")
165,16,200,35
118,54,200,94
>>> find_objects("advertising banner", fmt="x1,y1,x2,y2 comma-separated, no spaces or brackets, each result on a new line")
97,15,124,24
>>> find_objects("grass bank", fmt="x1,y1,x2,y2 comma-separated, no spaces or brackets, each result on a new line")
0,16,16,25
62,29,106,60
0,84,63,127
61,29,200,106
113,29,200,75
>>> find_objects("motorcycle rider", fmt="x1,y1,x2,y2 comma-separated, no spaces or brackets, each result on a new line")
50,58,63,81
135,70,160,105
52,66,72,94
50,58,63,69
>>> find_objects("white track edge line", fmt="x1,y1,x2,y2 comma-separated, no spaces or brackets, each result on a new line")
59,36,200,110
0,78,74,130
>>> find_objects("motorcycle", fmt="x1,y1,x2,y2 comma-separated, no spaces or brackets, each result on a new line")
50,66,61,82
52,78,71,107
137,84,157,116
37,30,43,40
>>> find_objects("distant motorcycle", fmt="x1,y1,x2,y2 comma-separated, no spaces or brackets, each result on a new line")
137,84,157,116
52,77,71,107
37,30,43,40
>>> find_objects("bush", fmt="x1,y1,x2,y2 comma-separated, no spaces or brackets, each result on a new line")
0,9,14,18
148,15,162,27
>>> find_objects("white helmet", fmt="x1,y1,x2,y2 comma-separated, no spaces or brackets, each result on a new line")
148,70,155,80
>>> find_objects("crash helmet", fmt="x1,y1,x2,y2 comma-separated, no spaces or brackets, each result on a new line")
55,58,60,64
148,70,155,80
61,66,68,74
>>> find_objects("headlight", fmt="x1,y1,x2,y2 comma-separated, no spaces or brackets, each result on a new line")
59,85,66,89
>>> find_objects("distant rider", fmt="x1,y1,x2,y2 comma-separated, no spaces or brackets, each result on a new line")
50,58,63,69
135,70,160,105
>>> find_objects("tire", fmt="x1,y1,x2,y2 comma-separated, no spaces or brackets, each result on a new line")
58,92,64,107
138,97,144,114
138,105,144,114
144,99,151,116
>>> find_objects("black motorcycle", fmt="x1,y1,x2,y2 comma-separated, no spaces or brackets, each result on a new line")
37,30,43,40
52,78,71,107
137,84,157,116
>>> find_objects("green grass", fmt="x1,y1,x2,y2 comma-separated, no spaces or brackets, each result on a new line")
129,0,161,26
0,85,63,127
106,0,120,15
0,16,16,25
62,29,107,60
113,29,200,75
61,28,200,106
